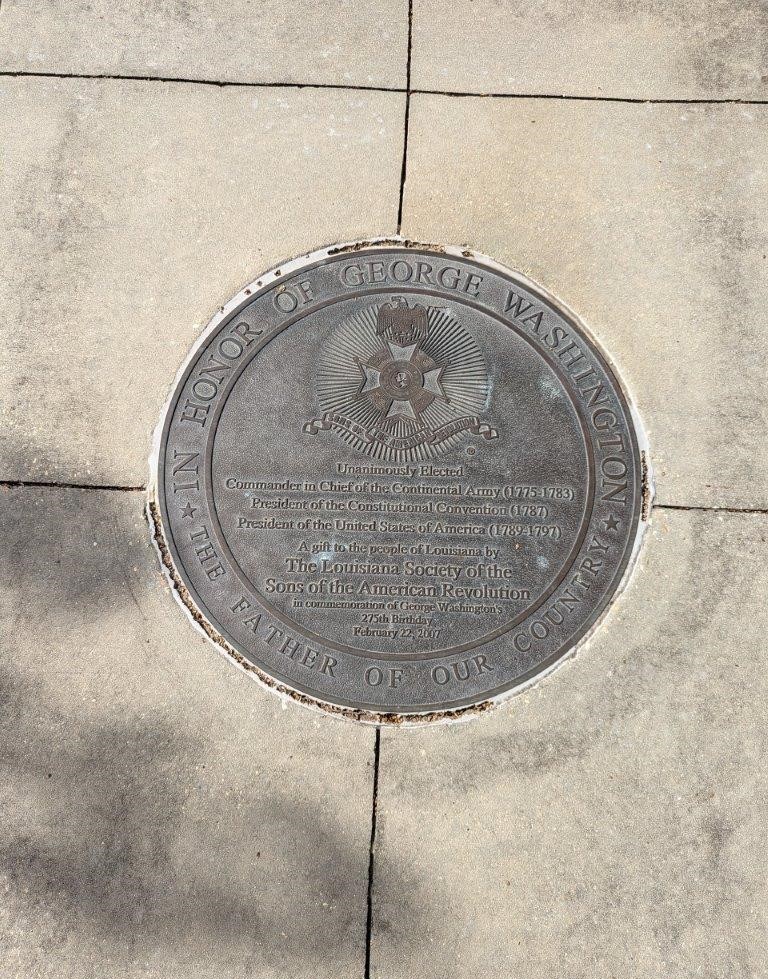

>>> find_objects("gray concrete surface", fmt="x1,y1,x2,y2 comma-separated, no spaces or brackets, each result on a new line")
372,509,768,978
0,485,375,979
0,77,403,487
411,0,768,99
1,4,766,978
0,0,408,88
402,95,768,509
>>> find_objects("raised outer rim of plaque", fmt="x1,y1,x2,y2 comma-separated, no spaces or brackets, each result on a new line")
147,237,654,727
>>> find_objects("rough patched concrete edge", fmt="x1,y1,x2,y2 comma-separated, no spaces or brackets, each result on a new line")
146,236,655,727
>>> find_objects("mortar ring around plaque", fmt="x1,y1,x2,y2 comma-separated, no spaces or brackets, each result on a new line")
149,239,652,724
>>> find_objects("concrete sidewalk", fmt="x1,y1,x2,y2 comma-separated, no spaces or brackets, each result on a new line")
1,3,767,977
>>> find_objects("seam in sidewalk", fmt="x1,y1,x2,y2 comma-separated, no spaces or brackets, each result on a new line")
415,88,768,106
0,69,766,107
1,481,767,515
0,69,403,94
396,0,414,234
653,503,768,516
364,727,382,979
0,479,145,493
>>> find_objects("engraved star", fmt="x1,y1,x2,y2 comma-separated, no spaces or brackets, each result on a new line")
602,514,621,532
180,502,197,520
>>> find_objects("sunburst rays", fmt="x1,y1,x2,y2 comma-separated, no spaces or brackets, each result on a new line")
313,301,492,462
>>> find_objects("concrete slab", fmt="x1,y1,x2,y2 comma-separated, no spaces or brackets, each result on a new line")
0,485,375,979
0,0,408,89
371,508,768,978
0,77,404,487
402,95,768,509
411,0,768,100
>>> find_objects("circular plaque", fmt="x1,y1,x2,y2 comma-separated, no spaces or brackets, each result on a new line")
150,242,650,720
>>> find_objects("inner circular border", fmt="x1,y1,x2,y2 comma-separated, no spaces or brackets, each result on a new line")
204,285,597,659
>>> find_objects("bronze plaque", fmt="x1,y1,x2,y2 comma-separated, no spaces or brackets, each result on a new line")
150,242,649,720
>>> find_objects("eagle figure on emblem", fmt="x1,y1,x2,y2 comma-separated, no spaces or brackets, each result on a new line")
376,295,428,346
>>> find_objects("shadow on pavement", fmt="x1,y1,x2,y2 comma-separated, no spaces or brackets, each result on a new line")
0,480,423,977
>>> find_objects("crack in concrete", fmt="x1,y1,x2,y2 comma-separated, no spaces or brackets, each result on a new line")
364,728,381,979
396,0,414,235
654,503,768,515
414,88,768,106
0,69,401,94
2,480,766,515
1,70,766,107
0,478,145,492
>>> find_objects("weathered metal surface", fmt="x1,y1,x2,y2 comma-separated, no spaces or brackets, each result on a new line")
151,241,649,719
